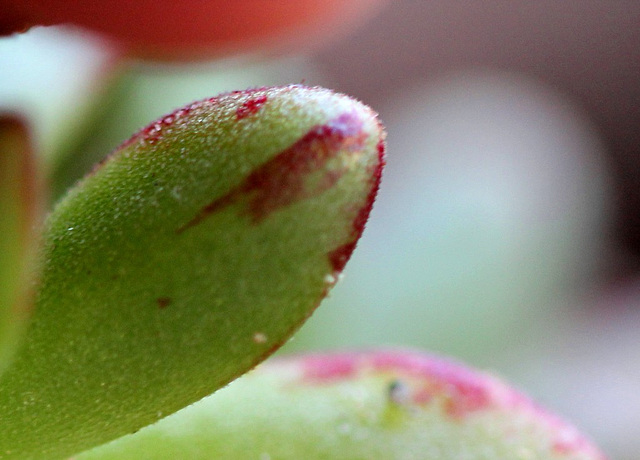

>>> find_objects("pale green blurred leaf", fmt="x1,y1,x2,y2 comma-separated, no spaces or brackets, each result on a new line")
77,350,606,460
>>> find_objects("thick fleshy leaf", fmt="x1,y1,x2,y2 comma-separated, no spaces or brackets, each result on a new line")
0,115,40,376
77,350,607,460
0,86,385,459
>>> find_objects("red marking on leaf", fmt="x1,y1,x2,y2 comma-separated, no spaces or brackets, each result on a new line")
296,351,502,419
442,379,493,418
110,105,196,155
370,351,494,418
300,354,359,383
296,351,494,414
288,350,607,458
552,437,607,460
88,87,285,178
114,89,270,151
177,111,367,233
549,419,609,459
132,88,269,146
140,107,194,145
327,129,385,273
412,386,434,405
156,297,172,309
236,95,268,119
328,242,357,273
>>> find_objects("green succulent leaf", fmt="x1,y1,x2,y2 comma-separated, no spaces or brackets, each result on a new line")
77,350,607,460
0,86,385,460
0,114,41,376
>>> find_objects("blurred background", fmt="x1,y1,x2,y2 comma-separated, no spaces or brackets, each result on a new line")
1,2,639,458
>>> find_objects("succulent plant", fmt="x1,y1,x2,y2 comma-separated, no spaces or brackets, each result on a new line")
0,8,608,460
0,83,608,460
0,85,384,459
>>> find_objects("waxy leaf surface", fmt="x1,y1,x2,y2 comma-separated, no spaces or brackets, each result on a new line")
78,350,607,460
0,86,385,459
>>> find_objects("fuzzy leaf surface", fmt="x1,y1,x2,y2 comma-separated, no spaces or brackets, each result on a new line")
0,86,385,459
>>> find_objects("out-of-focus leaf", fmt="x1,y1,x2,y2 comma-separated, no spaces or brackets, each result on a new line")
76,349,607,460
0,85,385,459
0,26,119,173
0,115,41,375
1,0,385,60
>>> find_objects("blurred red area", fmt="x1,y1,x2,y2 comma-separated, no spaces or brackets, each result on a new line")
1,0,384,59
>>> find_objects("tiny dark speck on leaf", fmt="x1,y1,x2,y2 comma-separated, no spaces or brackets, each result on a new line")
388,379,411,405
156,297,172,309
